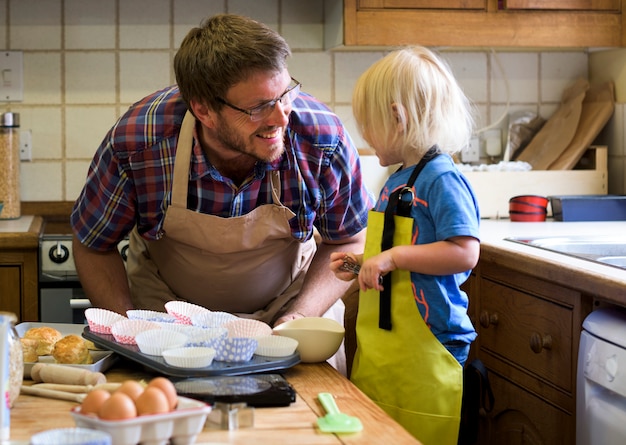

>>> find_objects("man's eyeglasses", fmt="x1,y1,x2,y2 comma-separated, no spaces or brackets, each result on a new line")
217,77,302,122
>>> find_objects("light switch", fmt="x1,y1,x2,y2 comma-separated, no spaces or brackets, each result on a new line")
0,51,23,102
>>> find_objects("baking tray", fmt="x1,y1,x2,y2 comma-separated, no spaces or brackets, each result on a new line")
16,322,118,377
83,326,301,378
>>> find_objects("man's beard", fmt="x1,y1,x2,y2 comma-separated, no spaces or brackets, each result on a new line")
215,116,286,163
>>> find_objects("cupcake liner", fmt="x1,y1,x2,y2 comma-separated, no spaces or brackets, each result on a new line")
134,329,188,356
164,301,210,324
126,309,177,323
224,318,273,338
162,347,217,368
255,335,299,357
85,308,127,335
110,319,160,345
215,337,258,363
190,311,238,328
186,327,228,348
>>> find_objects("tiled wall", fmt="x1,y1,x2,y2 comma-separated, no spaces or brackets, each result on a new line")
1,0,616,203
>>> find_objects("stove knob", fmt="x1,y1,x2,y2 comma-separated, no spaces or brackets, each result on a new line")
49,243,70,264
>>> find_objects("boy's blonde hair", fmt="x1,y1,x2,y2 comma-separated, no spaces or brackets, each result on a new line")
352,46,474,158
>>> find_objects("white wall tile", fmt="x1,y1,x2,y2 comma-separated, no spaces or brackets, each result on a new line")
65,52,116,104
334,104,366,149
119,52,172,104
0,0,7,49
23,53,62,105
282,0,324,50
13,107,62,159
334,51,384,103
491,52,539,104
289,52,332,104
66,160,92,201
64,0,116,50
173,0,224,48
119,0,170,49
65,106,118,158
229,0,279,31
540,51,588,102
10,0,61,50
20,161,63,200
444,52,488,104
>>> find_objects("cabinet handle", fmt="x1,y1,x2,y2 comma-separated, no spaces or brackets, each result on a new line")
479,311,499,328
529,333,552,353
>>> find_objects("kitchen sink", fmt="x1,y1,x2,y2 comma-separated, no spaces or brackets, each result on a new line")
505,235,626,270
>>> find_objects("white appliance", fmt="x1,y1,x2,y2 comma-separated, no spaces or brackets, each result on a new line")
39,234,129,323
577,307,626,445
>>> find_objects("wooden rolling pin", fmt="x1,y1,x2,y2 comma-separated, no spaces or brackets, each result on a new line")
30,363,107,386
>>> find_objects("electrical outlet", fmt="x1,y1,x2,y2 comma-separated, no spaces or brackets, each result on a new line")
20,129,31,161
461,137,480,163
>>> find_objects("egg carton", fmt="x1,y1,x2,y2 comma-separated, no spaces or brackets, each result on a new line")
71,396,211,445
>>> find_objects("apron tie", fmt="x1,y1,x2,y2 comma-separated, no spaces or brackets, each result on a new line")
379,146,439,331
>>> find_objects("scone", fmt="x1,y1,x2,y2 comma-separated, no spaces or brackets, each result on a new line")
52,334,93,364
23,326,63,356
20,338,39,362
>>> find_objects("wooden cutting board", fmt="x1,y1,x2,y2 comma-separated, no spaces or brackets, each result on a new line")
548,81,615,170
516,78,589,170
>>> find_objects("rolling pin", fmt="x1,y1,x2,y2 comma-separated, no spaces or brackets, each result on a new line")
30,363,107,386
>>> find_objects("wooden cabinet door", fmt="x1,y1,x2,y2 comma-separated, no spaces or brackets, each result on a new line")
359,0,486,8
0,250,39,322
0,264,22,316
505,0,621,10
344,0,625,46
481,371,574,445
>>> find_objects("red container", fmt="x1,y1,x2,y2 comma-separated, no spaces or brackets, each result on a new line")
509,195,548,222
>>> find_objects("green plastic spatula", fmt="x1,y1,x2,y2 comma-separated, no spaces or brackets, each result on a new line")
316,392,363,433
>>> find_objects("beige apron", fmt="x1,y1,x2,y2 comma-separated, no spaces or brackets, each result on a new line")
126,111,319,325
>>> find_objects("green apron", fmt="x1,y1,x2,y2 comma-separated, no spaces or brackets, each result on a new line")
350,153,463,445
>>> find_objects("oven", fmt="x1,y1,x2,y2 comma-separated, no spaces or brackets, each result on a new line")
38,234,129,323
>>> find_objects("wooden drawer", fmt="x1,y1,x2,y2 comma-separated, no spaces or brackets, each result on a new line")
479,278,573,391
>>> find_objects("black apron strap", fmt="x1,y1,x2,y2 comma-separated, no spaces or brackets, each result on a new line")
379,147,439,330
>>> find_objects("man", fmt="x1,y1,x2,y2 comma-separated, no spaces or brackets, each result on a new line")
70,14,373,371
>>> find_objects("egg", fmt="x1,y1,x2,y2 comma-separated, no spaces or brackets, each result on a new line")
135,386,170,416
98,392,137,420
116,380,145,402
147,377,178,410
80,389,110,416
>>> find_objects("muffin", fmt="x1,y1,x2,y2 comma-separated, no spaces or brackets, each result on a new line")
20,337,39,362
23,326,63,356
52,334,93,365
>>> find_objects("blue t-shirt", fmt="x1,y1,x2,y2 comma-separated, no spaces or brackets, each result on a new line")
373,153,480,345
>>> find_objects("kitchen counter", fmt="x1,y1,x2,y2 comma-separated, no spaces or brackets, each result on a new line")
0,215,43,249
11,361,420,445
478,219,626,307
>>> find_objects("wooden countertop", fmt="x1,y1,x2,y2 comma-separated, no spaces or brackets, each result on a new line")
11,361,420,445
0,215,43,249
478,220,626,306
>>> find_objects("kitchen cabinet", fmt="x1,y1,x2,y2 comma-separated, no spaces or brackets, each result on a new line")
343,0,626,47
467,259,593,444
0,216,43,322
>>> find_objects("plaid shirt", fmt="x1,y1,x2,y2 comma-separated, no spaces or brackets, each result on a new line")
71,85,374,251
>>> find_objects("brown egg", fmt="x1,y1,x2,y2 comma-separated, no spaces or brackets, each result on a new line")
116,380,145,402
147,377,177,410
135,386,170,416
98,392,137,420
80,389,110,416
